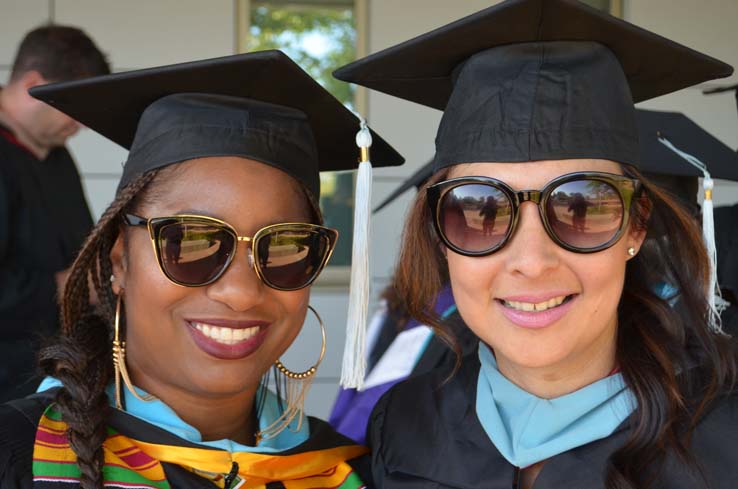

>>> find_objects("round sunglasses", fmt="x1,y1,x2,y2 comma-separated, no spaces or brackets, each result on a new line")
124,214,338,291
427,171,642,256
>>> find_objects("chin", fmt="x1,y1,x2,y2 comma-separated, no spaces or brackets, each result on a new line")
491,336,572,370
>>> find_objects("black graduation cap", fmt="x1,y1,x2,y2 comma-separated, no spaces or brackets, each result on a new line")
637,109,738,181
374,160,434,213
30,50,404,198
334,0,733,172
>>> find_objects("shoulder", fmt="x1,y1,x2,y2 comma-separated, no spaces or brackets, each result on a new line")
690,387,738,452
369,354,504,486
0,395,53,489
372,350,480,431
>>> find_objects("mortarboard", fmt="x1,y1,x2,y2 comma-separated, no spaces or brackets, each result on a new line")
30,50,405,389
373,159,435,213
30,50,404,199
334,0,732,173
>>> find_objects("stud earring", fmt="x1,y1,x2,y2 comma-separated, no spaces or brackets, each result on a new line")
627,247,636,257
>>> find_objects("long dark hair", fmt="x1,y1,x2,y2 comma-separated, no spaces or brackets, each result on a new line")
38,165,322,489
393,164,738,489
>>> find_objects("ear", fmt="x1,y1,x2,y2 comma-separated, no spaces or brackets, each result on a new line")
18,70,48,91
110,230,127,295
625,227,647,260
625,193,651,260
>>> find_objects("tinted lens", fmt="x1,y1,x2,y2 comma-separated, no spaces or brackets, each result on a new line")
158,222,235,285
545,179,624,249
439,184,513,253
257,229,331,289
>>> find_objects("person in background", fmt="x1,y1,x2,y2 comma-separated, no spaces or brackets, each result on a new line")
336,0,738,487
0,25,109,401
329,160,477,444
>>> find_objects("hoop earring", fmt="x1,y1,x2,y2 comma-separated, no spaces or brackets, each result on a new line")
112,294,156,410
256,305,326,441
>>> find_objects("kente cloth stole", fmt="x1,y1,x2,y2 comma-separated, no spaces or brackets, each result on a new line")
33,406,368,488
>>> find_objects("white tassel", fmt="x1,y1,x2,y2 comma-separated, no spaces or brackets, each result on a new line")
657,135,726,334
341,119,373,388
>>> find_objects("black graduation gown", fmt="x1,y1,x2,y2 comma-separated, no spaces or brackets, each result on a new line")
0,125,92,401
369,353,738,489
0,390,373,489
716,204,738,337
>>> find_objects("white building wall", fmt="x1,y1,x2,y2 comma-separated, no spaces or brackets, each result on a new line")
2,0,738,419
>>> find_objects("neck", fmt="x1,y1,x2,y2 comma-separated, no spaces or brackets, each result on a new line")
494,326,618,399
130,374,260,446
0,88,50,160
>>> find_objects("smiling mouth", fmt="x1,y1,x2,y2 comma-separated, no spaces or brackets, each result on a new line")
190,322,263,345
500,294,575,312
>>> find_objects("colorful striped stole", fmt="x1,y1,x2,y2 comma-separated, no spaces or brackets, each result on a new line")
33,406,368,488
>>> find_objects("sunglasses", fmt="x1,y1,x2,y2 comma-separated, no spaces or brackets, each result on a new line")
124,214,338,290
427,171,641,256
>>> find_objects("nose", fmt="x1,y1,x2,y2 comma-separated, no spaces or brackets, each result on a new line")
205,240,265,311
502,202,560,278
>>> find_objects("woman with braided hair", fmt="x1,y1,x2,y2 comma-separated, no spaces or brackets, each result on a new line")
0,51,402,488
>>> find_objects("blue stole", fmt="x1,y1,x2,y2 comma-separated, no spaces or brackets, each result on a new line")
476,344,636,468
37,377,308,453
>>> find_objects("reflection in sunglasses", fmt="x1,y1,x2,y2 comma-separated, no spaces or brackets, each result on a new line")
430,172,637,255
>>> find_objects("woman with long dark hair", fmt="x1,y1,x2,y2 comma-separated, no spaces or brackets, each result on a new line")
335,1,738,488
0,51,403,488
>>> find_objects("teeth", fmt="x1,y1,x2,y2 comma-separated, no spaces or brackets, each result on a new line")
503,295,567,312
192,322,259,345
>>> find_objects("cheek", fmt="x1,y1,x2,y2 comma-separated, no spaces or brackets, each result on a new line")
269,289,311,350
447,253,501,326
121,237,189,336
575,251,627,316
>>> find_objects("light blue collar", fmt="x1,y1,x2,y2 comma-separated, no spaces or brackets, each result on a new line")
476,344,636,468
37,377,308,453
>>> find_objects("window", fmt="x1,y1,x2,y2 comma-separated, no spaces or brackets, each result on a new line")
580,0,623,16
239,0,366,274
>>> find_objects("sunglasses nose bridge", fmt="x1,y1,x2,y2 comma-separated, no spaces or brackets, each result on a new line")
236,236,255,269
516,190,542,204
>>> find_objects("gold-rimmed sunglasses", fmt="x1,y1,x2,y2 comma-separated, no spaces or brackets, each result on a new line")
124,214,338,291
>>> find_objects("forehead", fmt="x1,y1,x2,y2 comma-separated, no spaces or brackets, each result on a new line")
139,156,310,231
447,159,624,189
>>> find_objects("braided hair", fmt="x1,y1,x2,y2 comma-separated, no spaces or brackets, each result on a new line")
38,170,159,489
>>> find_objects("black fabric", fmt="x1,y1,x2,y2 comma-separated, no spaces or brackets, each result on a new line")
0,125,92,402
434,41,639,171
335,0,732,173
637,110,738,180
716,204,738,298
716,204,738,337
412,311,478,377
0,391,57,489
334,0,732,109
122,94,321,196
30,51,404,199
369,354,738,489
373,159,435,213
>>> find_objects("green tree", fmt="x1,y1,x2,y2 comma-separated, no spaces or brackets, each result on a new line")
249,3,356,107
